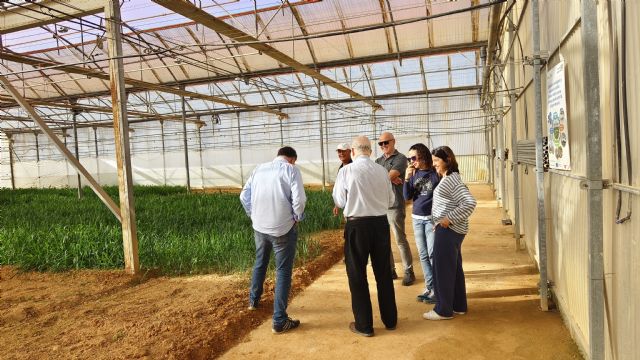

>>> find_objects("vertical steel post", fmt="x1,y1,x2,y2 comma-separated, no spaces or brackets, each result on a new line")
236,112,245,185
160,121,167,186
197,125,204,189
509,10,521,249
72,110,82,198
93,127,101,184
180,92,191,193
34,132,41,187
105,0,139,274
318,81,326,190
8,134,15,189
581,1,604,358
531,0,549,311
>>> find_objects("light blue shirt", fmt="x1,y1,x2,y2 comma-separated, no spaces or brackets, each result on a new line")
240,156,306,237
332,155,394,217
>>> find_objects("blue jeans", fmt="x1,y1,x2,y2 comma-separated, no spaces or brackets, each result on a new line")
249,225,298,326
412,217,435,291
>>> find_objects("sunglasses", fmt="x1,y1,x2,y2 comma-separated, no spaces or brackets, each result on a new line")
407,156,417,163
378,140,393,146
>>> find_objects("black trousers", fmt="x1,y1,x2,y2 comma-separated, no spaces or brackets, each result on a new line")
432,226,468,317
344,216,397,333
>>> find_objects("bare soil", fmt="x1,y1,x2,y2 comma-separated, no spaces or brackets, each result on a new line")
0,229,344,360
0,185,583,359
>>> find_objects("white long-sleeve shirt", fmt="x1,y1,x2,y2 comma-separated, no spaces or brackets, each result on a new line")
332,155,394,217
240,156,306,236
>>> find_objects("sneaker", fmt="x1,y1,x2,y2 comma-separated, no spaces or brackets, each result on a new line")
402,269,416,286
453,310,466,315
391,269,398,280
423,310,453,321
416,288,434,302
349,322,373,337
272,317,301,334
248,301,258,311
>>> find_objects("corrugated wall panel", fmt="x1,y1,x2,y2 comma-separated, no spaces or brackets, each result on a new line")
547,173,589,349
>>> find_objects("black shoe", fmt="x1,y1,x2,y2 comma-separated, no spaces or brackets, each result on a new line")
391,269,398,280
272,317,300,334
349,322,373,337
402,269,416,286
385,325,396,330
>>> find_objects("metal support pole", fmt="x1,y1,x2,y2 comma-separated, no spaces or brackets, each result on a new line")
279,119,284,147
105,0,139,274
180,92,191,193
581,1,604,358
197,125,204,189
34,132,40,162
318,82,326,190
8,135,15,189
72,110,82,199
509,10,521,249
324,105,330,181
236,112,245,185
93,127,101,184
34,132,41,188
160,121,167,186
531,0,549,311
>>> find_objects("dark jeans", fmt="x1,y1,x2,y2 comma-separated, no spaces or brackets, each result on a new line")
344,216,397,333
432,226,468,317
249,225,297,326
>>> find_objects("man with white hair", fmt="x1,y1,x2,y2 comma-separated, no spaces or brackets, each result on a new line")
333,136,397,337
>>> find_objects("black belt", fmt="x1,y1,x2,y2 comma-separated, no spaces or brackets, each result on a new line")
346,215,386,221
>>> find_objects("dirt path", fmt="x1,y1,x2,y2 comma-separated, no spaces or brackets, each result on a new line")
221,185,582,359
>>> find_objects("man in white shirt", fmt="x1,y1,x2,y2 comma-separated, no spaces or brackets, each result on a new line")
333,136,397,337
240,146,306,334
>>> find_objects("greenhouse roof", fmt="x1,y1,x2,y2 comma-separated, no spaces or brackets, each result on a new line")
0,0,498,134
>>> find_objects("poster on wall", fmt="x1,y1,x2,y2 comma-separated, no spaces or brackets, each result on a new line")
546,60,571,170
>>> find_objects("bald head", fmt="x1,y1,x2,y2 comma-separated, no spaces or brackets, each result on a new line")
351,136,372,157
378,131,396,155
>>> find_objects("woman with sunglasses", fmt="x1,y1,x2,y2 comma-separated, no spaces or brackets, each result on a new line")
403,143,440,304
423,146,476,321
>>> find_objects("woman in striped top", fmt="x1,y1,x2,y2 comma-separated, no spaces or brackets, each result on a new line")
423,146,477,321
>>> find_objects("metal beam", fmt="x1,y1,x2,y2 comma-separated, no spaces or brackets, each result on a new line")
581,1,604,358
0,95,205,124
0,51,287,118
531,0,549,312
105,0,139,275
2,42,483,105
508,10,521,249
480,1,504,106
0,73,121,221
151,0,382,109
0,0,105,35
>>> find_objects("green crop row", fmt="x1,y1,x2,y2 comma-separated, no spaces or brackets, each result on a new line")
0,186,341,275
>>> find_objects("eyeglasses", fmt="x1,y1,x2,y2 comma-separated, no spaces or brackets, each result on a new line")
378,139,393,146
407,156,417,163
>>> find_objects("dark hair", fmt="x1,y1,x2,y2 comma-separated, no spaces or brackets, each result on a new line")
431,146,459,175
409,143,432,168
277,146,297,159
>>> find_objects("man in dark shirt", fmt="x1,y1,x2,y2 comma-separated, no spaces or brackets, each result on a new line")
375,132,415,286
333,143,353,216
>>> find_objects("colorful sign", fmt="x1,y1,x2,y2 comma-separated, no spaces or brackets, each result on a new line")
546,60,571,170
